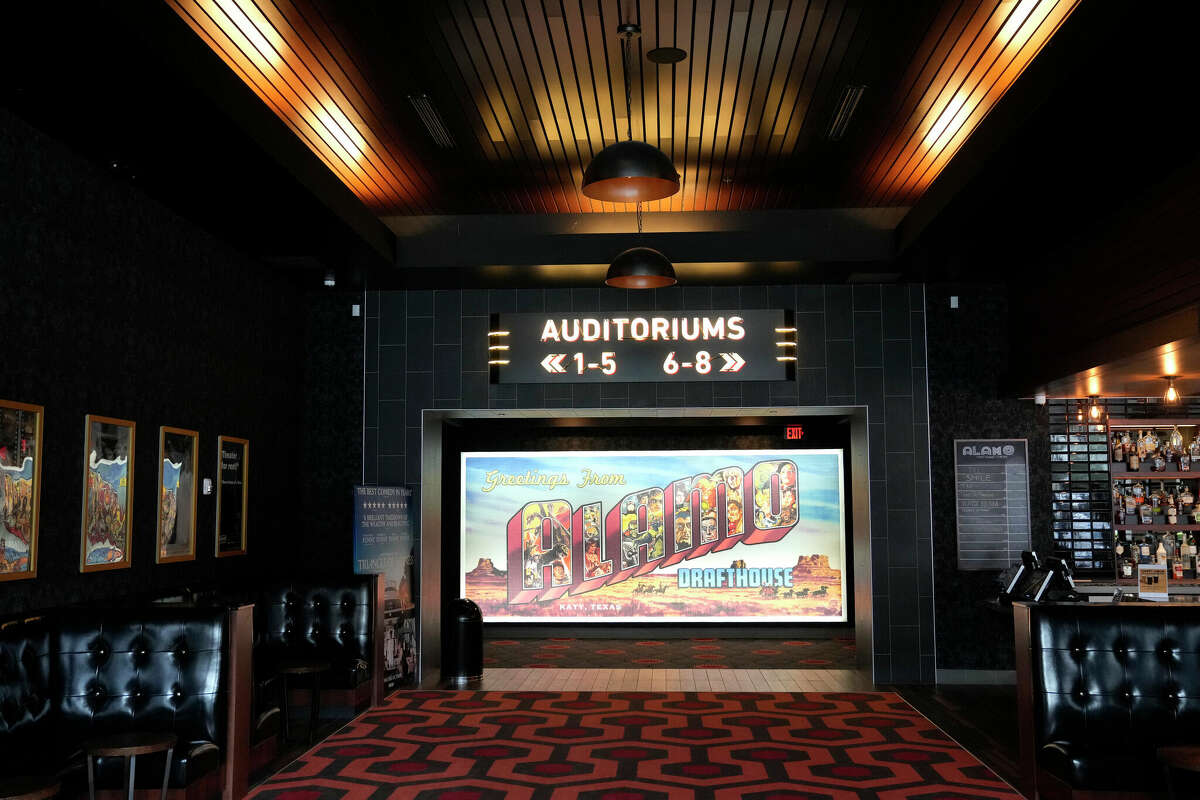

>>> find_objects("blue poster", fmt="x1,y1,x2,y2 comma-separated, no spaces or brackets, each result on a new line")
353,485,417,687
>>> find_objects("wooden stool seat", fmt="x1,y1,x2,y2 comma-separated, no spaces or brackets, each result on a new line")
0,776,61,800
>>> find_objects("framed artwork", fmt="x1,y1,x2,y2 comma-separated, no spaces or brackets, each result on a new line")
215,435,248,557
157,426,199,564
81,415,136,572
0,399,44,582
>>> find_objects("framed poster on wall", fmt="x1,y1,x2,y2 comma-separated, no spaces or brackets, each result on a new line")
461,449,847,623
80,414,135,573
157,426,199,564
215,435,248,557
0,399,44,582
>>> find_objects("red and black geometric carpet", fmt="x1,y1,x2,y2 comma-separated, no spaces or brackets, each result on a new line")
248,690,1021,799
485,637,857,669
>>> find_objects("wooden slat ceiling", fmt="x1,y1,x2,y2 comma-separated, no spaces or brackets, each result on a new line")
165,0,1080,215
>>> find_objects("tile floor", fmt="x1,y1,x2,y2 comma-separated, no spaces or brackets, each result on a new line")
466,667,876,692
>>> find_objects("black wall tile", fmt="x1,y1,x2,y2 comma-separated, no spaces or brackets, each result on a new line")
795,313,826,368
853,313,883,367
599,288,627,312
379,455,406,486
517,383,546,408
379,406,407,455
406,372,433,427
461,289,489,316
365,319,379,371
881,285,910,339
434,344,462,399
741,382,769,406
434,291,461,344
886,452,916,508
796,284,824,312
853,284,881,311
572,288,600,311
883,341,913,395
463,372,489,409
546,288,572,312
796,370,826,405
378,347,407,401
826,341,855,395
855,368,884,412
517,288,545,312
573,383,601,407
887,510,917,568
885,398,915,451
408,290,434,317
683,286,712,309
768,284,794,310
740,285,768,309
824,286,852,339
366,290,380,318
406,317,434,372
364,373,379,427
489,289,516,314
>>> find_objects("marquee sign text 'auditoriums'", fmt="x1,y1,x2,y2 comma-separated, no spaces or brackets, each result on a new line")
489,310,795,383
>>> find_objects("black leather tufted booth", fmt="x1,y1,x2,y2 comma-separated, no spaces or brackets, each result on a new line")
1015,602,1200,797
255,579,373,691
0,607,228,794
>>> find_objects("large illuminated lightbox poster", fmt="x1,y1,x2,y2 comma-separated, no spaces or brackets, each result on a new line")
460,449,847,622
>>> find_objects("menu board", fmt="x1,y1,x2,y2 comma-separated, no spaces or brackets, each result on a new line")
954,439,1030,570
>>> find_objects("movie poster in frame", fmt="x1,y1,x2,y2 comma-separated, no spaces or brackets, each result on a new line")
0,400,44,582
80,415,135,573
215,435,248,557
157,426,199,564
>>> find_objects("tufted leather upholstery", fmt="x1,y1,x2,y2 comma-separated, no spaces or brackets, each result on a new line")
0,608,226,791
255,579,372,689
1030,604,1200,791
0,618,55,774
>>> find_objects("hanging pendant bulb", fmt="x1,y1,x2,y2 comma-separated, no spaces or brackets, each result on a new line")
581,22,680,204
1165,377,1180,404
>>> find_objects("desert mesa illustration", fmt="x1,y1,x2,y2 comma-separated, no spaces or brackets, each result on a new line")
465,554,842,619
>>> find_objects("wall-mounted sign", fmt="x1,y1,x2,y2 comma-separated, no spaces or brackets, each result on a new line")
954,439,1030,570
489,310,795,383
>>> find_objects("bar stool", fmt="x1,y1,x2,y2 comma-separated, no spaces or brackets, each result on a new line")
1158,745,1200,799
84,732,176,800
0,776,61,800
277,658,331,745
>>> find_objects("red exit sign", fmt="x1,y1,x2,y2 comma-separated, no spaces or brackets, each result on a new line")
785,425,805,440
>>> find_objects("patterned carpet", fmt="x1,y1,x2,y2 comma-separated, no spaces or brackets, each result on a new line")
485,637,857,669
249,690,1021,800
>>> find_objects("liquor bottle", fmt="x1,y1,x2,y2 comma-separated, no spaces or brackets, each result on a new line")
1156,539,1168,564
1140,502,1154,525
1128,443,1142,472
1112,433,1126,463
1190,436,1200,460
1170,425,1185,453
1186,535,1199,579
1181,452,1192,472
1174,556,1184,580
1182,485,1195,510
1140,536,1153,563
1167,502,1178,525
1120,538,1135,578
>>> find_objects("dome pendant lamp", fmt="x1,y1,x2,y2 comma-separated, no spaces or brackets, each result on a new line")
582,22,679,204
605,203,676,288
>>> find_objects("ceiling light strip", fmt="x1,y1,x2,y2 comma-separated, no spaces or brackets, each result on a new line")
857,0,1079,206
875,0,1070,204
166,0,435,213
175,0,404,208
241,0,434,206
901,0,1078,201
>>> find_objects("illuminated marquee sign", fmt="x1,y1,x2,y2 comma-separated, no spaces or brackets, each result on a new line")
489,310,795,383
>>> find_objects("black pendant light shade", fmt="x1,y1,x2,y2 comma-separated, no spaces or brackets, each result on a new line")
605,247,677,289
582,140,680,203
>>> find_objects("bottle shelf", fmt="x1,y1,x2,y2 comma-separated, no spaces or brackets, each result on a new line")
1114,524,1200,532
1110,470,1200,479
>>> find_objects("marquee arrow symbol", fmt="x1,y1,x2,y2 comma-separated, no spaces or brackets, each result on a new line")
719,352,746,372
541,353,567,373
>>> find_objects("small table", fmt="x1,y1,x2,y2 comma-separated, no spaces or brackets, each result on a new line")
0,776,61,800
84,731,176,800
1157,745,1200,799
277,658,331,745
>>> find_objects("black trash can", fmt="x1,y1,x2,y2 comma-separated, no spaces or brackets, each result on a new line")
444,597,483,685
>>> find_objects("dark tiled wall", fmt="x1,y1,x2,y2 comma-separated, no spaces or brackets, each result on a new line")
925,284,1052,671
364,284,935,683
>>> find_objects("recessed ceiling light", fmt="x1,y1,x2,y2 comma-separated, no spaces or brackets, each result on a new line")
647,46,687,65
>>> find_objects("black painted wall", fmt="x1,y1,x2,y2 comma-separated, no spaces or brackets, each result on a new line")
926,284,1052,671
0,108,312,615
364,284,937,683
